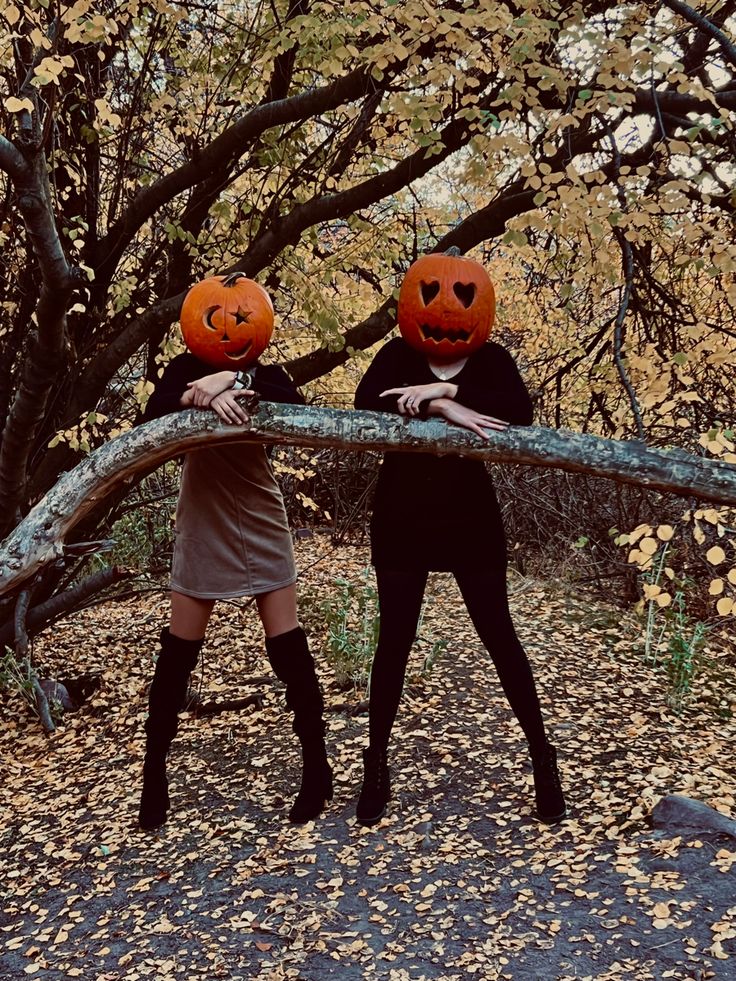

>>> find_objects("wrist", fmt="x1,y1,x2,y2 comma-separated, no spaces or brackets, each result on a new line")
445,383,458,399
426,397,451,416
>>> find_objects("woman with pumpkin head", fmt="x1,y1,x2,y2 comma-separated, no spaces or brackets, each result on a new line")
138,272,332,830
354,247,565,826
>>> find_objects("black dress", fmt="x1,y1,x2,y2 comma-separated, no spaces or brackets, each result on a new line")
354,338,533,572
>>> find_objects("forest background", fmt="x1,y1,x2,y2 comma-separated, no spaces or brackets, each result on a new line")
1,0,736,719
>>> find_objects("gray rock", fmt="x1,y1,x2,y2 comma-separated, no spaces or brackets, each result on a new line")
39,679,75,712
651,794,736,840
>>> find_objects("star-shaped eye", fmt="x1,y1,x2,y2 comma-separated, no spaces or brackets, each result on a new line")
233,307,251,325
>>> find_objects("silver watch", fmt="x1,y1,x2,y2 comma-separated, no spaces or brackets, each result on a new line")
233,370,252,391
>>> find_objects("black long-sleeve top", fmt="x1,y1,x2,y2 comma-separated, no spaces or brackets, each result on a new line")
143,352,304,422
354,338,533,571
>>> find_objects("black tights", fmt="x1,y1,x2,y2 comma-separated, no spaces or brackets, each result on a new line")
368,567,548,753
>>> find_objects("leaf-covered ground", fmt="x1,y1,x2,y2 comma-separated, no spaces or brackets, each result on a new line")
1,536,735,980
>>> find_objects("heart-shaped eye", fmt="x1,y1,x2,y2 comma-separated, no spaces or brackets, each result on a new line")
420,281,440,305
453,282,476,308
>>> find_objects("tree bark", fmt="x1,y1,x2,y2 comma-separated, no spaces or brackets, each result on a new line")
1,403,734,597
0,124,80,537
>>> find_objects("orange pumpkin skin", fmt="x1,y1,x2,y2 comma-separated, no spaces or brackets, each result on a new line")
397,250,495,361
179,272,274,370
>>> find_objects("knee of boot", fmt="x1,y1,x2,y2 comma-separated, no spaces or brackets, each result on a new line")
265,626,312,682
160,628,204,673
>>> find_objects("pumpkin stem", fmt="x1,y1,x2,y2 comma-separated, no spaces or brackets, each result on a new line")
222,271,247,287
444,245,462,256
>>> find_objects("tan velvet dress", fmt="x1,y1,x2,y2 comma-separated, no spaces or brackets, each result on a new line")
170,443,296,599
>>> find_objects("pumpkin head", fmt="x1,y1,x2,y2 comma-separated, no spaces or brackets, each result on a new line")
179,272,274,369
397,247,495,360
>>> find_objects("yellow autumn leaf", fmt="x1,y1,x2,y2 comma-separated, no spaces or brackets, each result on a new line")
706,546,726,565
656,524,675,541
655,592,671,608
709,941,729,960
4,96,34,114
716,597,734,616
709,579,724,596
628,523,653,543
639,537,658,555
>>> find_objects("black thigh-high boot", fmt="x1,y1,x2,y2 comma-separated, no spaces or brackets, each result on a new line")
265,626,333,823
139,628,203,830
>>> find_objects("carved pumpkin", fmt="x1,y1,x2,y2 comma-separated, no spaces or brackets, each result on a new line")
397,247,495,360
179,272,274,369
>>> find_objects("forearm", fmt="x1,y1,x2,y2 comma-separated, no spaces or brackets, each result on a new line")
454,382,532,423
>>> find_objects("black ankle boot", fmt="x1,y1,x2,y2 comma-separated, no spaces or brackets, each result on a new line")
266,627,333,823
531,742,566,824
139,628,203,831
356,746,390,826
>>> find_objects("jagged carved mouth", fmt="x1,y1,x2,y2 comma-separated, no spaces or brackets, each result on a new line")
419,323,472,344
224,340,253,360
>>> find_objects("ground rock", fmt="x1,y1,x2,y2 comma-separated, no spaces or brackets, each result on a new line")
39,679,74,711
651,794,736,840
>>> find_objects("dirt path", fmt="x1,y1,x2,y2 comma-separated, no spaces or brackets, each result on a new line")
1,538,735,980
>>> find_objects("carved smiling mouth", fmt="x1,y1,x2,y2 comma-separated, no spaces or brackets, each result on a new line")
224,340,253,360
419,323,472,344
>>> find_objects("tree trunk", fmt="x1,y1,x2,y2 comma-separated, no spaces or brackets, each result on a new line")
1,402,734,597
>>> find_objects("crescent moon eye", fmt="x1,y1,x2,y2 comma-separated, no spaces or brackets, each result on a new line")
202,306,220,331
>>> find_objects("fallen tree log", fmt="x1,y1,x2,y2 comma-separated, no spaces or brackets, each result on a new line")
2,402,735,597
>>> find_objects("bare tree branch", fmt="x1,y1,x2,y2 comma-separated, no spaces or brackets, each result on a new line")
13,588,32,659
633,85,736,114
0,135,81,535
93,62,399,283
0,566,134,648
0,136,28,182
3,403,736,597
10,584,56,734
663,0,736,68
